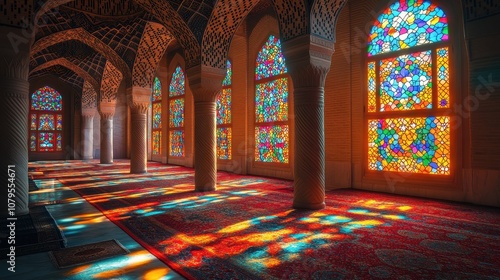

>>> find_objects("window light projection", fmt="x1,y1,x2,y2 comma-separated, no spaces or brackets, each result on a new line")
169,66,185,157
366,0,451,175
217,60,232,160
368,117,450,174
30,86,63,152
151,77,162,156
380,51,433,111
255,35,290,164
367,0,448,56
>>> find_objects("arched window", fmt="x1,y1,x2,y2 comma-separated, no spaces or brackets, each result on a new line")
152,77,162,155
216,60,232,160
30,86,63,152
169,66,185,157
254,35,289,163
367,0,451,175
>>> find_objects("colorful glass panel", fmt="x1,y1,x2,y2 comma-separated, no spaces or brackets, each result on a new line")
255,125,289,163
217,127,232,160
152,131,161,155
39,132,54,151
368,116,450,175
30,133,37,152
255,78,289,123
368,62,377,112
56,114,63,130
437,47,450,108
169,99,185,128
222,60,232,86
152,77,162,102
380,51,432,111
169,66,185,97
169,130,185,157
56,133,62,151
31,86,63,111
153,103,162,129
217,88,231,125
255,35,288,80
31,114,37,130
38,114,55,130
368,0,448,56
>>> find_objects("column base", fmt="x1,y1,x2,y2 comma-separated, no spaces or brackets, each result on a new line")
292,201,326,210
196,186,216,192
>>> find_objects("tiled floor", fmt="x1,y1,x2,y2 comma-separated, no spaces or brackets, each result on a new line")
1,175,185,280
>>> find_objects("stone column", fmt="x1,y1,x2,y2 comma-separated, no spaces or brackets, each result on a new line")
0,26,31,217
187,66,225,191
282,35,334,210
99,101,116,164
81,108,96,160
127,87,150,174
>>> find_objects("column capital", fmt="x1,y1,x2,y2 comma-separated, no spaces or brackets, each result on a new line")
126,86,151,114
282,34,335,88
99,100,116,120
82,107,97,118
186,65,226,102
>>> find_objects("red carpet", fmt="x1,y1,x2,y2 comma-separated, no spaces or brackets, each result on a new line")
31,160,500,279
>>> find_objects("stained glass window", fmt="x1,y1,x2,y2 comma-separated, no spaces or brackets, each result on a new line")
380,51,433,111
217,60,232,160
151,77,162,155
255,35,290,164
368,0,448,56
169,66,185,157
30,86,63,152
169,67,185,97
169,130,184,157
367,0,451,176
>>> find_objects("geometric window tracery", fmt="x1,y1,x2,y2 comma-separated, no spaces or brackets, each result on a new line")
152,77,162,156
29,86,63,152
216,60,232,160
254,35,290,164
367,0,451,175
169,66,185,157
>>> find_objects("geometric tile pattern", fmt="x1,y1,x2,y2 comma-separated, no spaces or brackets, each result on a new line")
132,22,173,88
100,61,123,102
0,0,33,27
82,80,97,110
464,0,500,21
311,0,348,41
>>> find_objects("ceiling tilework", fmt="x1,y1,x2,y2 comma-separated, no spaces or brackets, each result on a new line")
30,65,85,92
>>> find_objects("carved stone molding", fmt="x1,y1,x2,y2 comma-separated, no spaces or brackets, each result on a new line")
0,51,30,80
98,100,116,120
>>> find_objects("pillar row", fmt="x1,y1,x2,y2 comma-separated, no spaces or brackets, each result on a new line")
81,109,97,160
127,87,151,174
99,101,116,164
282,35,334,210
187,66,226,192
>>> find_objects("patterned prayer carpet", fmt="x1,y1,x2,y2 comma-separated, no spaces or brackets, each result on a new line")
30,160,500,279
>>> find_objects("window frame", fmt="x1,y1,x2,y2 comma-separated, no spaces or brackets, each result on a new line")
363,0,457,185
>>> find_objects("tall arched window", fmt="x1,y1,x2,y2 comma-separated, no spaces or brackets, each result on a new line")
217,60,232,160
30,86,63,152
169,66,185,157
152,77,162,155
367,0,451,175
254,35,290,163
